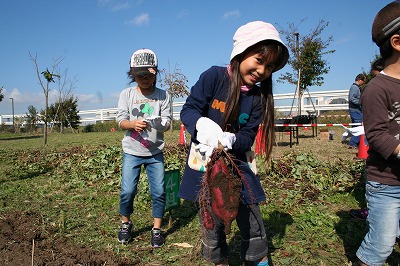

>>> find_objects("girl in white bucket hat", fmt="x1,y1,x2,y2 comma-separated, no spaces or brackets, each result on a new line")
179,21,288,266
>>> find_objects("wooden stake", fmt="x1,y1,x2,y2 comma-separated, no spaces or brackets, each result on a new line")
31,239,35,266
168,211,173,229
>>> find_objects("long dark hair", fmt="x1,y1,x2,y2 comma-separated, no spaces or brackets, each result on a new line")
221,41,285,162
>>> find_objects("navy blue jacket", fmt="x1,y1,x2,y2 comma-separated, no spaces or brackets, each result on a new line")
178,66,266,204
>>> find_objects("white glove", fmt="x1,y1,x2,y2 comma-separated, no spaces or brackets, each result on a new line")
194,143,214,157
196,117,223,148
220,132,236,150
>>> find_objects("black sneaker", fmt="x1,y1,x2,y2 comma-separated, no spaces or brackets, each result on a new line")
118,221,133,244
350,208,368,220
151,228,164,248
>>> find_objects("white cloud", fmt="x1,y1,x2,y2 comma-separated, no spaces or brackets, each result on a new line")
1,88,53,115
1,88,101,114
222,10,240,20
125,13,150,26
97,0,113,7
335,34,353,45
110,92,121,99
10,88,45,106
0,87,121,115
110,2,130,11
76,93,99,104
98,0,132,12
77,92,118,105
75,92,119,111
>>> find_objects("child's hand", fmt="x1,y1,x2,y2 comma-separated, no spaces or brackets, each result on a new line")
220,132,236,150
194,143,214,157
133,119,147,132
144,116,169,131
145,116,161,128
196,117,223,147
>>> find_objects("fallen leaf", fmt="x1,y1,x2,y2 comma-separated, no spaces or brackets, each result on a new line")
172,243,193,248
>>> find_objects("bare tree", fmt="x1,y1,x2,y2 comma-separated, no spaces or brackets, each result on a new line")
29,52,63,145
159,63,189,131
51,68,78,133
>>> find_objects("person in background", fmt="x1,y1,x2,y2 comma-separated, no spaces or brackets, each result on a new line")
350,57,385,221
179,21,289,266
356,2,400,265
348,73,366,149
116,48,171,248
370,57,385,76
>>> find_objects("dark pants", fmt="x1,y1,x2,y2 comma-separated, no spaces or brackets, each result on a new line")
349,110,362,147
200,204,268,264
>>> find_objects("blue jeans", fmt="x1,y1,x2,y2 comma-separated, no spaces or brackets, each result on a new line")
356,181,400,265
349,110,362,147
119,152,166,218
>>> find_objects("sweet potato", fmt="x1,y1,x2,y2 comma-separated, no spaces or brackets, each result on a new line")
200,148,252,235
201,208,214,230
211,187,238,234
208,157,240,234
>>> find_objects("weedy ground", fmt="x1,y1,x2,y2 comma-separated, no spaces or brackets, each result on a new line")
1,128,399,265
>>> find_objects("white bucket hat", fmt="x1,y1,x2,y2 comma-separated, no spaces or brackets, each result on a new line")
230,21,289,71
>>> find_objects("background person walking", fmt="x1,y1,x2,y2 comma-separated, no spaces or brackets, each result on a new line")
348,73,366,149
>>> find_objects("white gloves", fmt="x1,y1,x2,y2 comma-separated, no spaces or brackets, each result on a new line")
195,143,214,157
220,132,236,150
196,117,236,151
196,117,223,148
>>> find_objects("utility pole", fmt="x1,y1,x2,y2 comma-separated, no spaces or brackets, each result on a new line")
9,97,15,133
294,32,302,116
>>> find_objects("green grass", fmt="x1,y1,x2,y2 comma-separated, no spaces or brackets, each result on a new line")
1,129,400,265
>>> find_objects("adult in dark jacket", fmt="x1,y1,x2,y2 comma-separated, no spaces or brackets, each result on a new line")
348,73,366,148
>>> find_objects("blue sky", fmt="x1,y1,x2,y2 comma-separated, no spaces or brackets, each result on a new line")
0,0,387,115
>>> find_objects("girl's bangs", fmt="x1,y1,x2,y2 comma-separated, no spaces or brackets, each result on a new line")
258,43,284,71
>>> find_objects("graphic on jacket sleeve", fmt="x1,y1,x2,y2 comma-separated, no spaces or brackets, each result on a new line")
239,113,249,124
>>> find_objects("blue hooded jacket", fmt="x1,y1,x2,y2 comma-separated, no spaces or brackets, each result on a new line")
178,66,266,204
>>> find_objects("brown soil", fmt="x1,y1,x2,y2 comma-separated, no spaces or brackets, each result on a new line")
0,211,137,266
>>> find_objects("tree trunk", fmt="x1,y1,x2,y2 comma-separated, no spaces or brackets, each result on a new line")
170,97,174,132
43,84,49,145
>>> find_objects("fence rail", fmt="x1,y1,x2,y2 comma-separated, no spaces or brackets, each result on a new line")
0,90,349,125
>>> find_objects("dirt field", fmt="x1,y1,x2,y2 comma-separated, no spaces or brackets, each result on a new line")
0,211,137,266
0,128,361,265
